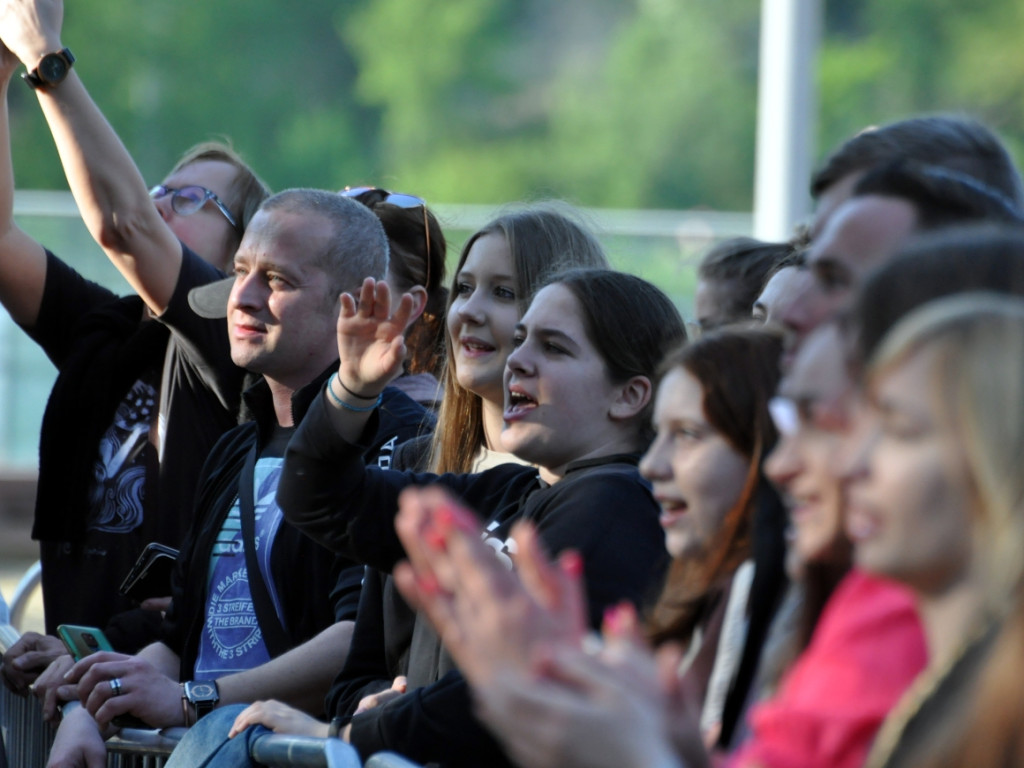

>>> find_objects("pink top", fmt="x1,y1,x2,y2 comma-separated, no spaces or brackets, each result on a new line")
727,569,927,768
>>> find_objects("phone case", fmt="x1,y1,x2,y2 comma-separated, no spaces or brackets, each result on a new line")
56,624,152,730
118,543,179,601
57,624,114,661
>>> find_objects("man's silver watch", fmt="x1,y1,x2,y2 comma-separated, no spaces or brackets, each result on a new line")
182,680,220,722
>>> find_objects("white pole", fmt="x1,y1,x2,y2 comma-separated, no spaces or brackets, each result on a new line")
753,0,821,241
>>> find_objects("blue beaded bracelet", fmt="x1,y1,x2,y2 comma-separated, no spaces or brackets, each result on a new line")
327,373,382,412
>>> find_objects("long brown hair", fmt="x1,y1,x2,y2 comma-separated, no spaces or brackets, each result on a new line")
431,203,609,473
646,327,783,646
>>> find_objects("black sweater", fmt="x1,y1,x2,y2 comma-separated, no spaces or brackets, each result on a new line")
278,394,669,766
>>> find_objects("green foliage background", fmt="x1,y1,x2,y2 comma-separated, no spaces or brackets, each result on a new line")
9,0,1023,210
3,0,1023,467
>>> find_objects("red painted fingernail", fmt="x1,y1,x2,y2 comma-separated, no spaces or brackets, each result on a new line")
560,550,583,578
435,505,455,531
603,605,621,635
424,526,446,551
417,573,439,595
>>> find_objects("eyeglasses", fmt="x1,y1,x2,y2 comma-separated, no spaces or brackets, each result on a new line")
340,186,432,290
149,184,239,229
768,397,799,437
769,394,850,438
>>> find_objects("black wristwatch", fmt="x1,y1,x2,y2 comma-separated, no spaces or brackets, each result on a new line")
22,47,75,90
182,679,220,722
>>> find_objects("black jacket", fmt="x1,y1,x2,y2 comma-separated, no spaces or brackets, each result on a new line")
279,394,669,766
161,370,429,685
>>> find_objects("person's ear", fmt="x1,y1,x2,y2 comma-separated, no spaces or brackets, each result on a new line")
403,285,429,329
609,375,652,421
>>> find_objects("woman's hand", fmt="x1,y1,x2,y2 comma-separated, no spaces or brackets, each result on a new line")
334,277,414,400
393,486,587,687
473,640,690,768
354,675,407,715
228,699,329,739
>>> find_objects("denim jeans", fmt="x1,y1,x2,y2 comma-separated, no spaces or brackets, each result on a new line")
164,704,266,768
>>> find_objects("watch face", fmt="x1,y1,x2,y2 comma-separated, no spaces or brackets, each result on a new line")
188,682,218,701
38,53,68,84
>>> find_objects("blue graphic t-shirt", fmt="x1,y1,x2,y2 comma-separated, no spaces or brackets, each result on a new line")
194,427,293,678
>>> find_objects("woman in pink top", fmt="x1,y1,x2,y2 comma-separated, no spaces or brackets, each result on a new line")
730,320,927,768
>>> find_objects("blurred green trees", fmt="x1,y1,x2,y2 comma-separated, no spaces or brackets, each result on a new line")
7,0,1023,209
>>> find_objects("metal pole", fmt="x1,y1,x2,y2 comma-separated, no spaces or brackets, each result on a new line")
753,0,821,241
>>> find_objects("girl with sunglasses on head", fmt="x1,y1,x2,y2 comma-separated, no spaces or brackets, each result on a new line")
172,266,684,768
341,187,448,408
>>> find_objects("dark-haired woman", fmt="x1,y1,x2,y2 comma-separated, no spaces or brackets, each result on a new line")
168,267,684,767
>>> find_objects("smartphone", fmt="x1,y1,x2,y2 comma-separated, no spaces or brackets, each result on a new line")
118,542,179,602
57,624,114,661
56,624,151,730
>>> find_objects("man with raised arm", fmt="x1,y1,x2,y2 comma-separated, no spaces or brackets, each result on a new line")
0,0,272,691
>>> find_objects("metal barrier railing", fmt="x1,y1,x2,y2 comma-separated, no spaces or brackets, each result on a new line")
250,732,363,768
1,622,422,768
9,561,42,631
364,753,427,768
0,678,57,768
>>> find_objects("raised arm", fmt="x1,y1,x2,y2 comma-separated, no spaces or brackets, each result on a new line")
0,0,185,313
327,277,414,442
278,278,420,563
0,38,48,326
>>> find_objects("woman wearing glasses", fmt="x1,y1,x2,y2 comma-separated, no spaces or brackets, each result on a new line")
0,12,271,699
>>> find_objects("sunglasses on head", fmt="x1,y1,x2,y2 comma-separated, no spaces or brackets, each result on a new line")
149,184,238,229
341,186,433,289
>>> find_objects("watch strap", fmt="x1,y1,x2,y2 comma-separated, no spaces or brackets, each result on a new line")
183,679,220,722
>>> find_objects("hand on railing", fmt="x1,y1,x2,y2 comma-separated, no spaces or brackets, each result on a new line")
67,651,183,729
228,699,330,740
2,630,66,693
32,652,75,721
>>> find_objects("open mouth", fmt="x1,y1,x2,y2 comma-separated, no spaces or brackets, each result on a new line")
657,499,688,527
504,388,538,419
460,337,495,355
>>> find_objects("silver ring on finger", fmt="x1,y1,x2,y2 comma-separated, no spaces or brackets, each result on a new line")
109,677,123,697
